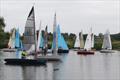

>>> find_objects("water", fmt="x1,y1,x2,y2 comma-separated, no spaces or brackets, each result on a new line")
0,50,120,80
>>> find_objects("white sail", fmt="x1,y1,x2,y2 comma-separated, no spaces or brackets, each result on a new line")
8,35,12,48
8,28,16,48
37,21,41,51
84,28,94,51
102,30,112,50
79,31,84,49
91,33,94,48
74,33,80,48
84,32,92,51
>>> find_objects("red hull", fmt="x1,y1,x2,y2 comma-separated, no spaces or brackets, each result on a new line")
77,51,94,55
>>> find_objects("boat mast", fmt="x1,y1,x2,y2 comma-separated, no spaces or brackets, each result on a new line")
32,6,37,58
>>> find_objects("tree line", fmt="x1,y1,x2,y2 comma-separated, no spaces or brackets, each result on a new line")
0,17,120,50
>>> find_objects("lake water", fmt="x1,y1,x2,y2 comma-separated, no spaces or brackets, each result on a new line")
0,50,120,80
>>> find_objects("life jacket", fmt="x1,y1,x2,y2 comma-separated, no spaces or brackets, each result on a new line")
22,51,27,57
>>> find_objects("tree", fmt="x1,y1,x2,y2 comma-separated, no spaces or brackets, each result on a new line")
0,17,6,37
0,17,5,31
0,17,6,48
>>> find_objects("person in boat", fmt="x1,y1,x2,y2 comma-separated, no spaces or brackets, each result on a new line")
43,45,47,56
21,50,27,59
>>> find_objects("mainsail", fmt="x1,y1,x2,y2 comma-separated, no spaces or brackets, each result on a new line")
74,33,80,48
84,33,92,51
91,33,94,48
37,21,42,51
23,6,36,52
102,30,112,50
8,35,12,48
79,31,84,49
84,28,94,51
8,28,16,48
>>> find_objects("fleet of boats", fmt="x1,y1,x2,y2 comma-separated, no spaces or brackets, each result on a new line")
1,6,116,65
4,6,60,65
77,28,95,55
2,28,23,52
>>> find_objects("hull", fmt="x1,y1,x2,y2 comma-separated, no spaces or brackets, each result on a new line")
77,50,94,55
100,50,115,53
38,55,61,61
4,58,47,65
73,48,80,51
58,49,69,53
1,48,16,52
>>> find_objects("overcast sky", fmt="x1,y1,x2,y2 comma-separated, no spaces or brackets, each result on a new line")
0,0,120,35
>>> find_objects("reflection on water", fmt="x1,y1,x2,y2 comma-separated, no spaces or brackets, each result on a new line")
0,50,120,80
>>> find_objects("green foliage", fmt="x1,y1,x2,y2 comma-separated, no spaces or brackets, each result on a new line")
0,17,120,50
0,17,7,48
0,17,5,28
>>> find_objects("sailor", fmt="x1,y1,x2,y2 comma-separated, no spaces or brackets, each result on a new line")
21,50,27,59
43,44,48,56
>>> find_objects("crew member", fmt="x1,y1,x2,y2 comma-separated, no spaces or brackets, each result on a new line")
21,50,27,59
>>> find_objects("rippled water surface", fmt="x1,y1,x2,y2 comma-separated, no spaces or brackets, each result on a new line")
0,50,120,80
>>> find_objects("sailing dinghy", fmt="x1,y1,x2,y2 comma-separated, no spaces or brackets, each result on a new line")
77,29,94,55
57,25,69,53
74,33,80,51
2,28,22,52
74,31,84,51
52,14,69,53
36,13,61,61
100,30,114,53
4,6,47,65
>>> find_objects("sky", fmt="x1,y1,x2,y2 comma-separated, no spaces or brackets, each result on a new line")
0,0,120,35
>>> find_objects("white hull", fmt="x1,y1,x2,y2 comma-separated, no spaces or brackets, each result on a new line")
100,50,115,53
